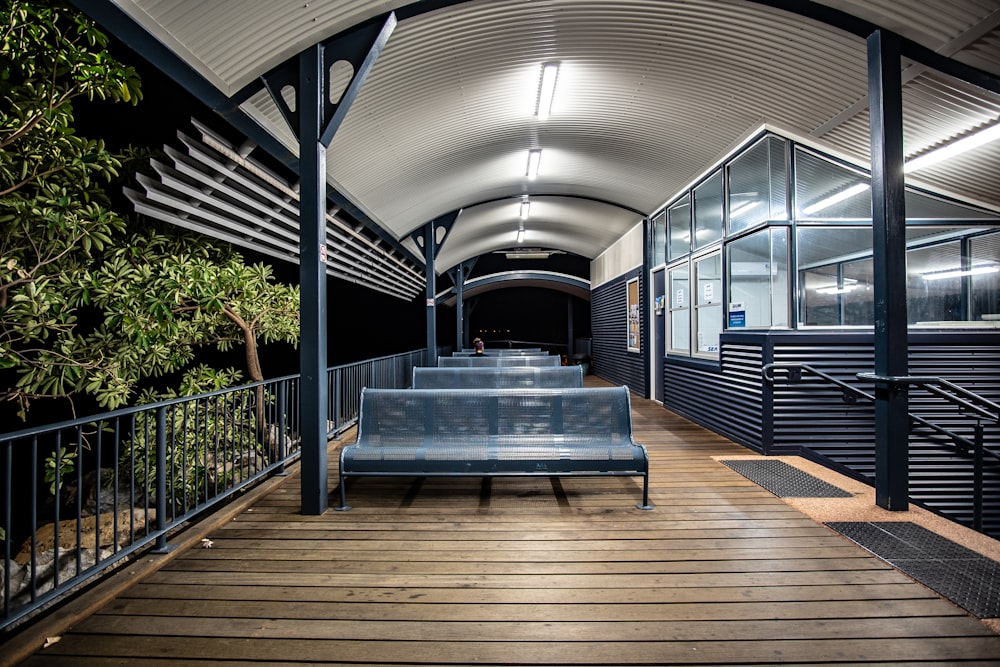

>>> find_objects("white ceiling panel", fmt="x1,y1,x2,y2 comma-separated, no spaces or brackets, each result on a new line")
79,0,1000,278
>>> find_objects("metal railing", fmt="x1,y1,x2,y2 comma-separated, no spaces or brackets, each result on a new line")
763,363,1000,532
0,349,425,632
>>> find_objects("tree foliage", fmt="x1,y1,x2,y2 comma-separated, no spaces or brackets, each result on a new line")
0,1,299,420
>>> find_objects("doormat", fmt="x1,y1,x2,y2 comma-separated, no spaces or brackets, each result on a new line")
827,521,1000,619
720,458,853,498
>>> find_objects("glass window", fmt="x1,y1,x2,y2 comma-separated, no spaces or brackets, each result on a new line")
651,210,666,267
909,241,964,324
668,263,690,354
728,135,788,233
668,195,691,262
971,233,1000,323
694,253,723,357
727,228,789,328
693,170,723,249
797,227,875,327
795,148,872,221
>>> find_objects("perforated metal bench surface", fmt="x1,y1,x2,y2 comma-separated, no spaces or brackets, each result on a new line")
412,366,583,389
337,387,651,510
438,355,562,367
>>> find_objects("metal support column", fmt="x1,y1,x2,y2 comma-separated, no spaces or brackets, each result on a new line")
297,44,329,515
454,261,465,352
262,14,396,515
424,223,437,367
867,29,909,511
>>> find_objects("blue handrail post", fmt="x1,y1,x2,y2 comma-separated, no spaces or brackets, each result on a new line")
152,407,176,554
974,422,984,533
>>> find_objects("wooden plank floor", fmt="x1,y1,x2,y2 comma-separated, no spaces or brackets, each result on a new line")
15,377,1000,666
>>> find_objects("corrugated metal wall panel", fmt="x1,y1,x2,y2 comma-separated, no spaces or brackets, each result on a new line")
591,270,646,396
655,331,1000,537
663,344,766,450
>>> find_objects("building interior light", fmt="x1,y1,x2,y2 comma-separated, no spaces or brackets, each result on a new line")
921,264,999,281
526,149,541,179
905,122,1000,174
815,278,859,295
730,201,762,218
816,284,860,295
536,62,560,120
516,222,525,244
520,199,530,219
802,183,870,215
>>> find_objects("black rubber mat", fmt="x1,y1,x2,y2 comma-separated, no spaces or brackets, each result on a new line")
720,459,853,498
826,521,1000,619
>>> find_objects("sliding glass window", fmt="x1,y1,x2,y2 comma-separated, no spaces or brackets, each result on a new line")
693,170,723,250
668,195,691,262
694,252,723,357
727,228,789,328
668,262,690,354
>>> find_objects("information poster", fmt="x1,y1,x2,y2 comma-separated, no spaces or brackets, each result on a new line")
627,278,640,351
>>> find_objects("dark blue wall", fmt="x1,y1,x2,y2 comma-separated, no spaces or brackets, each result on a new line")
591,268,646,396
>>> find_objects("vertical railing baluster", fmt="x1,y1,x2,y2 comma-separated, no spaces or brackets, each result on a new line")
974,421,984,533
153,406,170,553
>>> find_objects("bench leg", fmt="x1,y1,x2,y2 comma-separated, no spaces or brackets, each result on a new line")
635,472,654,511
335,471,352,511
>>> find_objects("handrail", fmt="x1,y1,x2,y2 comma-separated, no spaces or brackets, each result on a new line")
1,348,426,632
763,362,1000,534
856,372,1000,424
763,363,1000,461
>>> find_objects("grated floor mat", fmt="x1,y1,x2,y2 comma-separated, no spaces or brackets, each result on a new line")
827,521,1000,619
720,459,853,498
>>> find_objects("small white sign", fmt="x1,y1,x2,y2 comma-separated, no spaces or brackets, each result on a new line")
426,298,434,307
703,282,714,302
675,289,685,306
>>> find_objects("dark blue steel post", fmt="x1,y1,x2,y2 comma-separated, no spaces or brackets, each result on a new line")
425,223,437,367
152,406,176,553
868,30,909,511
454,261,465,353
299,44,329,515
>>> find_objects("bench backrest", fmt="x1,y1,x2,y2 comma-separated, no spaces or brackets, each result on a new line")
454,348,543,356
412,366,583,389
357,387,634,445
439,355,561,367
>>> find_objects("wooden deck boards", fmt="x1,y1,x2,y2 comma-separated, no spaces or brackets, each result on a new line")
13,378,1000,666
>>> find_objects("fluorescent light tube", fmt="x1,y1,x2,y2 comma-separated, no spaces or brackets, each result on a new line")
526,149,541,179
536,63,559,120
520,200,530,219
802,183,870,215
921,264,999,281
516,227,524,243
816,284,859,295
905,123,1000,174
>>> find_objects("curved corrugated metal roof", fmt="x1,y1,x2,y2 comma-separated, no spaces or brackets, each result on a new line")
78,0,1000,282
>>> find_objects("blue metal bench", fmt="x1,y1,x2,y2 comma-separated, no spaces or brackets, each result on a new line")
439,355,562,367
412,366,583,389
336,386,652,510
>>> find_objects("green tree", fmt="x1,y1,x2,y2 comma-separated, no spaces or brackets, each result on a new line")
0,1,300,419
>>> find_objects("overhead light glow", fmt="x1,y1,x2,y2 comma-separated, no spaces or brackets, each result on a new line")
520,199,530,219
905,122,1000,174
802,183,870,215
816,284,860,295
921,264,999,281
526,149,541,179
730,201,762,218
516,224,525,244
536,62,559,120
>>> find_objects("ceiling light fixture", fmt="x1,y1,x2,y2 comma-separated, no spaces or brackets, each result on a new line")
802,183,870,215
905,122,1000,174
520,199,530,219
526,149,541,179
516,223,525,244
536,62,559,120
921,264,999,281
816,284,860,295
